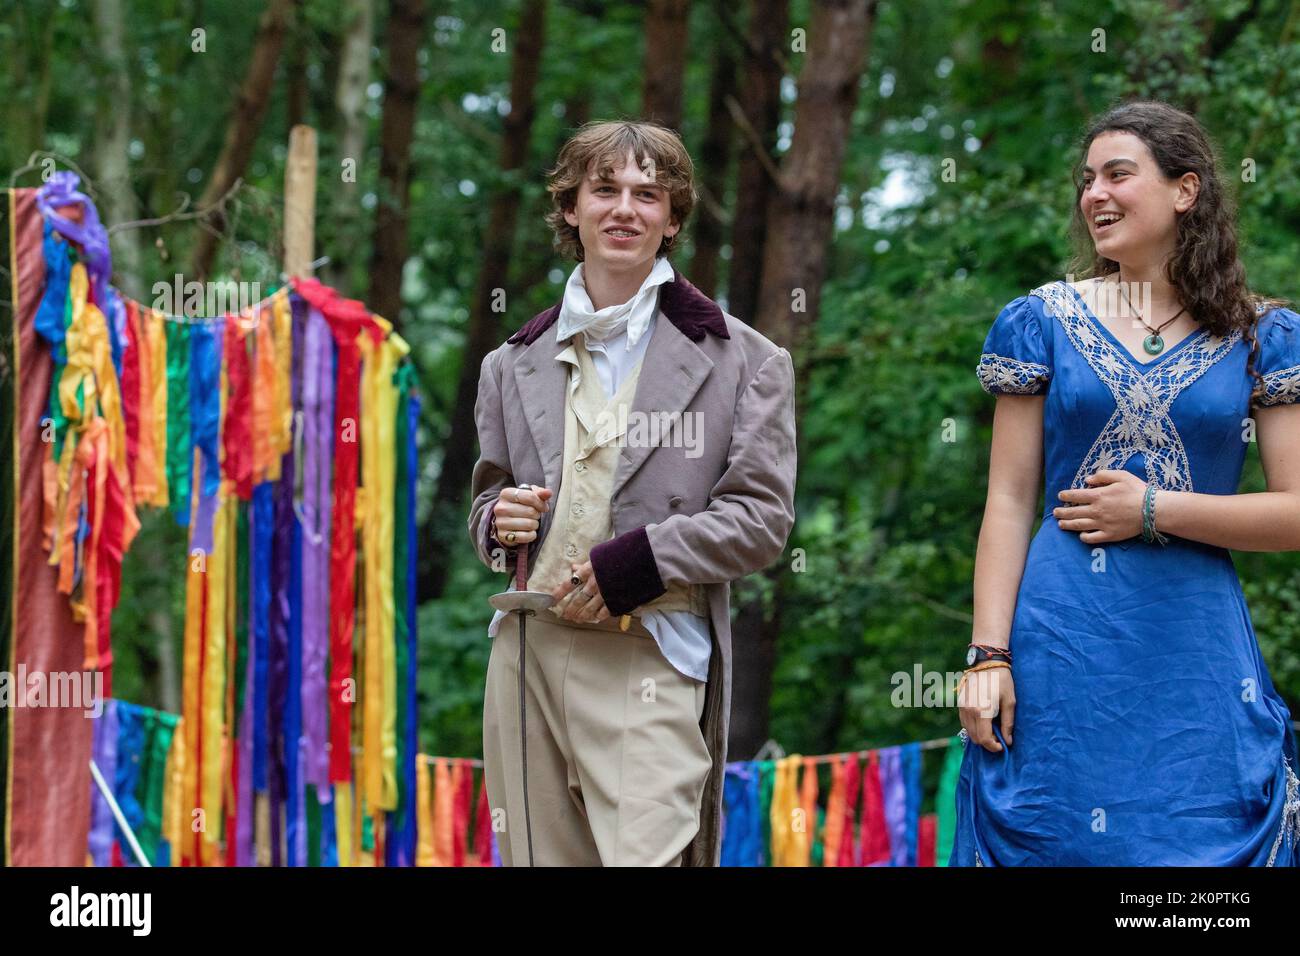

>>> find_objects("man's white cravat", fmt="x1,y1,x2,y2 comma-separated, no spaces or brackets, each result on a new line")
555,255,675,347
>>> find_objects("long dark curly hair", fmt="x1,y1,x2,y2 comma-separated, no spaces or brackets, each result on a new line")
1066,100,1282,402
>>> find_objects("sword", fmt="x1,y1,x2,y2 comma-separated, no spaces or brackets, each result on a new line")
487,483,554,867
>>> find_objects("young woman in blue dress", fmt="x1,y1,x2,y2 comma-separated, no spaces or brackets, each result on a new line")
953,100,1300,866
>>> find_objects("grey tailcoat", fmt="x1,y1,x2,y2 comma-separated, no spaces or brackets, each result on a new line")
467,269,797,865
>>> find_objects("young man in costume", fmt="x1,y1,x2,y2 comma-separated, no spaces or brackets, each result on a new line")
469,120,796,866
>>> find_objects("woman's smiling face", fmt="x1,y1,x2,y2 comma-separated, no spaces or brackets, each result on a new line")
1079,130,1197,268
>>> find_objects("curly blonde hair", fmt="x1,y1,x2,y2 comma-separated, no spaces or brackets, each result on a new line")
545,120,697,261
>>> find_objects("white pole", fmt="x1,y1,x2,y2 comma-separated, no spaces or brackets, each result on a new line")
89,759,152,867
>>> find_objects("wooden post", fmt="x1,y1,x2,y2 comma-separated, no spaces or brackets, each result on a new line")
253,124,318,869
284,124,318,278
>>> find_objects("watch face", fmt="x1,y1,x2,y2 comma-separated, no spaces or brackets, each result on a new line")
966,647,977,666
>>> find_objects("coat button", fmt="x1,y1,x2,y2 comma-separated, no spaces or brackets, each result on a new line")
669,496,683,508
565,543,578,557
575,461,587,473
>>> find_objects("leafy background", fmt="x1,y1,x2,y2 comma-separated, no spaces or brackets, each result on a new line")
3,0,1297,792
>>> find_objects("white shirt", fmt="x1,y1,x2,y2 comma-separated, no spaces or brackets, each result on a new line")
487,259,712,683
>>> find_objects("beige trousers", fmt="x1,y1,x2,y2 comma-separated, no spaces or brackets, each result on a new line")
482,609,711,866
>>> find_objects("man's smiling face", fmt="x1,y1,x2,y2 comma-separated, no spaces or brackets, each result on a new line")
564,148,680,274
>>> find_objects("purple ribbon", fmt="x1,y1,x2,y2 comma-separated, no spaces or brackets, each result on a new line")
266,299,300,867
88,699,119,867
236,691,254,866
35,171,112,303
879,746,911,867
300,305,333,790
286,293,308,867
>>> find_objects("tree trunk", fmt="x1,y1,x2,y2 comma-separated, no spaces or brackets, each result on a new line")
727,0,788,324
417,0,549,602
91,0,143,298
642,0,691,130
366,0,428,328
189,0,295,282
142,0,184,255
152,608,180,715
729,0,878,761
2,2,57,172
327,0,375,294
689,25,735,299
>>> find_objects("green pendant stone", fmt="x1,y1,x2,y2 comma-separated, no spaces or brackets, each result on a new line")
1143,334,1164,355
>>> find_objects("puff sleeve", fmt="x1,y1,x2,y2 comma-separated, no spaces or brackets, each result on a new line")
1252,307,1300,407
975,294,1052,396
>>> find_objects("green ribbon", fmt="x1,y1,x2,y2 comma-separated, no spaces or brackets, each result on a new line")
164,321,192,525
138,711,178,864
935,734,964,866
49,289,75,459
811,803,825,866
306,784,321,867
758,760,775,867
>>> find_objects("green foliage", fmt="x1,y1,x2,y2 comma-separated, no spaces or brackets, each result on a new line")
5,0,1298,762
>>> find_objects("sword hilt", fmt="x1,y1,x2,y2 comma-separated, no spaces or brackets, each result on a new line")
514,482,533,592
514,540,528,592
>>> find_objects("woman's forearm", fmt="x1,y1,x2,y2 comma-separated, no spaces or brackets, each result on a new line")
971,492,1039,650
1154,489,1300,552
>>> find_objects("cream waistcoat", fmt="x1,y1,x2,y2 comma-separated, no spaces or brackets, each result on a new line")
527,333,708,619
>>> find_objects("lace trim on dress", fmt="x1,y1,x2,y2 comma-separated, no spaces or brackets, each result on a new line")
1266,755,1300,867
1254,363,1300,407
1033,282,1242,493
977,353,1050,395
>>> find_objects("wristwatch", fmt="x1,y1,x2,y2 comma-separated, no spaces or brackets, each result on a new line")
966,644,1012,667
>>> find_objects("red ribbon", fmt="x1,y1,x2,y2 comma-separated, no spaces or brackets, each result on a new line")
451,759,473,867
838,752,861,867
222,318,254,499
121,300,141,488
293,278,382,784
917,813,937,867
472,770,493,866
858,750,891,866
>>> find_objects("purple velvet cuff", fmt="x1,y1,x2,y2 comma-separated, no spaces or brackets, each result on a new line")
589,526,666,615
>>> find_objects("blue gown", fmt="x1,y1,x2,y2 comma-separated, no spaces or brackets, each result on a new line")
951,279,1300,866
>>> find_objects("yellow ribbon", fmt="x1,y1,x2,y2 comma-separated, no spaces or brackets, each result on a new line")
359,319,409,814
271,288,294,458
147,308,169,507
180,481,204,864
199,491,229,865
416,758,435,866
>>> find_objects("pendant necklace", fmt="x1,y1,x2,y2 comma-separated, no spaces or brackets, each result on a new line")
1116,274,1186,355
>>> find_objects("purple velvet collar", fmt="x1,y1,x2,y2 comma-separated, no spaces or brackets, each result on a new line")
507,266,729,346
